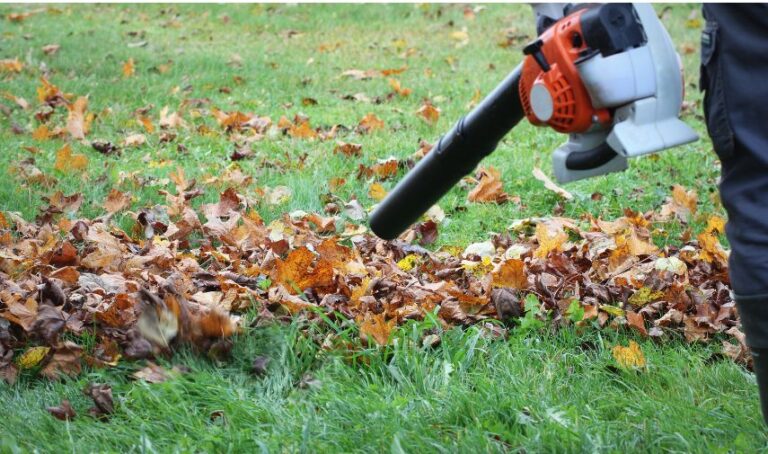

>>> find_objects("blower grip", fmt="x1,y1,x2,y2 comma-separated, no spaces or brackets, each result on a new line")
369,64,525,240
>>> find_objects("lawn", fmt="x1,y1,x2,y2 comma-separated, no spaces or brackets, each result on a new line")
0,3,765,452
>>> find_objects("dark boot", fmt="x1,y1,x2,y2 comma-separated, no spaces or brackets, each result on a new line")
751,348,768,426
736,297,768,425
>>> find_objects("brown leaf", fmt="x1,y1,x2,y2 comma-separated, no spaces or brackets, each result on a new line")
132,362,170,383
42,44,61,56
333,141,362,157
41,342,83,380
49,241,79,267
47,399,76,421
103,189,132,214
66,97,89,140
626,311,648,336
83,383,114,418
468,167,508,203
123,133,146,147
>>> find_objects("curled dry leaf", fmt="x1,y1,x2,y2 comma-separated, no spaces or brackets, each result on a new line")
333,141,362,157
468,166,508,204
42,44,61,55
358,113,384,133
123,133,146,147
83,383,114,418
65,97,89,140
103,189,132,214
416,101,440,124
46,399,76,421
532,167,573,200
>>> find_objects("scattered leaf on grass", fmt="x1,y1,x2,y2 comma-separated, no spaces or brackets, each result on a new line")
468,166,508,203
532,167,573,200
122,58,135,77
83,383,114,419
358,113,384,133
54,144,89,173
416,101,440,124
46,400,76,421
612,340,646,369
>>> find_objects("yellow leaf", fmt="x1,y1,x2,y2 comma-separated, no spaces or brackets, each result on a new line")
705,215,726,235
122,58,135,78
611,341,646,368
397,254,419,271
54,144,88,172
0,58,24,73
368,182,387,201
17,346,50,369
534,223,567,258
600,305,625,317
628,287,663,307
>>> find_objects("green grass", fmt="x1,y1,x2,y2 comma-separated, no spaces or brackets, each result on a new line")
0,3,763,452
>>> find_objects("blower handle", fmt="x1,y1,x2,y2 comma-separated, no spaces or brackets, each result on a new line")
369,64,525,240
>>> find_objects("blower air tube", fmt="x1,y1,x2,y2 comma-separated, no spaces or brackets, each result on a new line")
369,64,525,240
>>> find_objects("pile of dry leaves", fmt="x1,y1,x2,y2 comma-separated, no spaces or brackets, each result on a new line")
0,171,747,386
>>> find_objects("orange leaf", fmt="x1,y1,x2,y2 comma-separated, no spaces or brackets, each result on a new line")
358,113,384,133
54,144,88,172
273,247,335,293
388,78,411,97
491,259,527,289
359,312,395,345
138,115,155,133
32,124,52,141
122,58,135,78
416,101,440,124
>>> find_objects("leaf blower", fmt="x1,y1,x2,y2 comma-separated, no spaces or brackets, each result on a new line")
369,3,698,240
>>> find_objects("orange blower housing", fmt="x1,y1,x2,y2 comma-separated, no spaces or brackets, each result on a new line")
519,9,612,134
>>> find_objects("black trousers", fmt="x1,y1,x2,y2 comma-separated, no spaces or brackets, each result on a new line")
702,5,768,347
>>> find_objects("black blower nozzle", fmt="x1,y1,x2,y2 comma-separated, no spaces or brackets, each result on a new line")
369,64,525,240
